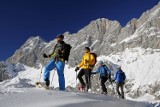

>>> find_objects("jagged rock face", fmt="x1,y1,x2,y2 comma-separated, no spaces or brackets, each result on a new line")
117,3,160,51
7,36,47,67
64,19,122,66
0,62,10,81
66,3,160,66
6,3,160,68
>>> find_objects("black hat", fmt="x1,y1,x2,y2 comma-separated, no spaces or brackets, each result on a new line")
85,47,90,51
56,34,64,39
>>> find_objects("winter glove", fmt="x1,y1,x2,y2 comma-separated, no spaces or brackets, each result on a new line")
43,53,48,58
123,81,125,85
111,79,115,83
75,67,79,72
48,54,52,58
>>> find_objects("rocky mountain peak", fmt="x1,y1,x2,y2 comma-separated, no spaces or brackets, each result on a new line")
6,2,160,68
7,36,47,67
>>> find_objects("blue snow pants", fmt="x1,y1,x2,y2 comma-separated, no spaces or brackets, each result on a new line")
44,59,65,90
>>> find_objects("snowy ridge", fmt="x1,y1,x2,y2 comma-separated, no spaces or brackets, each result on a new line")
22,36,47,52
120,22,149,43
149,8,160,20
120,3,160,44
119,19,139,43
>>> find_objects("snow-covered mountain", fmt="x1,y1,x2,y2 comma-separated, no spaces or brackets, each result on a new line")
7,36,47,68
0,2,160,104
6,3,160,67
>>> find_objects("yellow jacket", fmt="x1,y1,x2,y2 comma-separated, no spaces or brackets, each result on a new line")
78,52,95,69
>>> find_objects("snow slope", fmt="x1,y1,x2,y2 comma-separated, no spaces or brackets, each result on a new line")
0,88,158,107
1,47,160,104
106,48,160,88
97,48,160,101
0,64,76,94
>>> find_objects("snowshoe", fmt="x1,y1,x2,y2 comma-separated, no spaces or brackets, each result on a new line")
101,92,107,95
118,94,125,99
78,85,85,92
35,82,50,90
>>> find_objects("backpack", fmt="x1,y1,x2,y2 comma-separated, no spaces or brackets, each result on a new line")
120,72,125,81
90,52,97,67
62,43,72,61
101,65,111,80
102,65,108,78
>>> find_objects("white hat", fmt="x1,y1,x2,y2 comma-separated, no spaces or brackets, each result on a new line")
117,66,121,69
99,61,103,65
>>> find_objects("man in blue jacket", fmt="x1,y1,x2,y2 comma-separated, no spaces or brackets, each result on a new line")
114,66,126,99
92,61,111,95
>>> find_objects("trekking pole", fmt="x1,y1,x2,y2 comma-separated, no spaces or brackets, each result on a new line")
76,71,78,89
35,64,44,86
89,75,91,91
50,68,56,88
73,59,78,90
38,64,44,82
110,81,114,96
111,80,116,97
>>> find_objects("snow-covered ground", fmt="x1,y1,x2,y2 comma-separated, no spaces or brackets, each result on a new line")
1,48,160,106
0,88,158,107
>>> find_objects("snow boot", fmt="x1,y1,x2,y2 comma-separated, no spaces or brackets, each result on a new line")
44,78,50,87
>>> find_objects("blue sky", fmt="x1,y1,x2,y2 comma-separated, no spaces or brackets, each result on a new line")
0,0,159,61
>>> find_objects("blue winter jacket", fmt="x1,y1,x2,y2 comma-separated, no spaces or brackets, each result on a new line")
114,70,126,83
92,65,111,77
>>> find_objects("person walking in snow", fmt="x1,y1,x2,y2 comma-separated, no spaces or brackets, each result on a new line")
91,61,111,95
43,34,71,90
75,47,96,92
113,66,126,99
